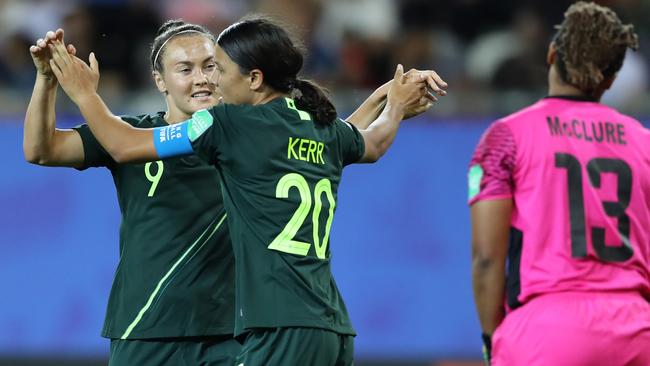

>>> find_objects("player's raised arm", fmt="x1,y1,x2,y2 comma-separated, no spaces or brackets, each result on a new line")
23,28,86,167
48,39,186,164
346,68,447,129
357,64,422,163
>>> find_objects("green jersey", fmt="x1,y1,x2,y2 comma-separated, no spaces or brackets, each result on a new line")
74,112,234,339
188,98,365,337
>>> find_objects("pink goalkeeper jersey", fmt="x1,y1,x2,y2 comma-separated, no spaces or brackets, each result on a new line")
469,96,650,309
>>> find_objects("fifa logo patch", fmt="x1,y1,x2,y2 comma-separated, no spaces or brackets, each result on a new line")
188,109,214,142
468,165,483,200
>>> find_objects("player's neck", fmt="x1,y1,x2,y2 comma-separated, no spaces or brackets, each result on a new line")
548,67,602,102
251,86,286,106
548,81,587,99
163,107,191,125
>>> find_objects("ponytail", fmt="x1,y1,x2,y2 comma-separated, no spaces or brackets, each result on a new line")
292,78,337,125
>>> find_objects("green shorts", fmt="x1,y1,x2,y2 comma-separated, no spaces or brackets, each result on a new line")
235,327,354,366
109,335,241,366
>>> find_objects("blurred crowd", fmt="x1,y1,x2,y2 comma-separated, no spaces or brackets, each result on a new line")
1,0,650,118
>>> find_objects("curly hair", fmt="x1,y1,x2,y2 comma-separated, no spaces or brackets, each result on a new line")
553,2,639,97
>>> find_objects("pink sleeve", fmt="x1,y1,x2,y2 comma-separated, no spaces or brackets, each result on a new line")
468,121,516,205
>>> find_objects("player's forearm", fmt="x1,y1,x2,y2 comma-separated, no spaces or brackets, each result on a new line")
76,92,157,163
472,253,506,335
359,103,405,163
470,200,512,335
346,81,390,130
23,75,59,163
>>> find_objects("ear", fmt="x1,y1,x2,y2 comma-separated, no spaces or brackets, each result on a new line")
153,71,167,94
249,69,264,91
547,42,556,66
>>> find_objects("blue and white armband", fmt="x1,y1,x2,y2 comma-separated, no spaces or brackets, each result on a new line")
153,122,193,159
153,109,214,159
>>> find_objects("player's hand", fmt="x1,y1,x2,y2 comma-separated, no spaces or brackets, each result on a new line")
482,333,492,366
404,68,447,98
29,28,76,79
48,39,100,104
386,64,425,119
402,68,448,119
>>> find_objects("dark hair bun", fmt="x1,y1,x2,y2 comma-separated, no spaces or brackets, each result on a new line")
157,19,187,36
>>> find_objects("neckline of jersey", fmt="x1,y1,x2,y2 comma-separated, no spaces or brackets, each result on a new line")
157,111,192,127
544,95,599,103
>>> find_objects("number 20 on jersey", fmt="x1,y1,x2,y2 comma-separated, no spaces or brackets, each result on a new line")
268,173,335,260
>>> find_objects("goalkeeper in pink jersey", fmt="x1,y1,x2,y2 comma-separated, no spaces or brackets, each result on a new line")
469,2,650,365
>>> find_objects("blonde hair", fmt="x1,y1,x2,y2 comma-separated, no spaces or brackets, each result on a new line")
554,1,638,96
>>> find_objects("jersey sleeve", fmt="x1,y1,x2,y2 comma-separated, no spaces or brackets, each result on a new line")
335,118,365,166
72,124,115,169
468,121,516,205
187,106,231,165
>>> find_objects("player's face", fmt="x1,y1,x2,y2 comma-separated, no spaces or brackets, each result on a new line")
158,35,219,118
211,45,255,105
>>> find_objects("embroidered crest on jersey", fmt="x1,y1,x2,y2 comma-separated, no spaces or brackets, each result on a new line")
188,109,213,142
468,164,484,200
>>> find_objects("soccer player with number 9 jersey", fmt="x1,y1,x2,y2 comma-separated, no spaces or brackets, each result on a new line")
24,22,242,365
469,2,650,365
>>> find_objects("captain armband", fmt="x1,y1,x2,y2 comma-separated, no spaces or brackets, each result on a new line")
153,122,193,159
153,109,214,158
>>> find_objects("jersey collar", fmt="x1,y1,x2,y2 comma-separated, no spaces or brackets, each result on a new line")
544,95,599,102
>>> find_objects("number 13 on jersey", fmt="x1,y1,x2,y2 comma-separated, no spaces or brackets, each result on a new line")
555,153,634,262
268,173,336,259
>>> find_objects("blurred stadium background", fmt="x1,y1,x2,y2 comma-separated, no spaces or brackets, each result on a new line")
1,0,649,365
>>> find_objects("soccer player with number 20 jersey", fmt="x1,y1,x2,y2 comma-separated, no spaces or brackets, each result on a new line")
47,15,442,366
